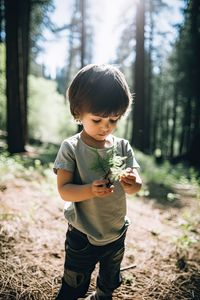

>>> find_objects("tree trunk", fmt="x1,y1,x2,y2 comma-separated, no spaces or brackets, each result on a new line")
144,0,153,153
5,0,30,153
170,88,178,158
0,0,4,43
77,0,86,133
80,0,86,69
131,0,145,150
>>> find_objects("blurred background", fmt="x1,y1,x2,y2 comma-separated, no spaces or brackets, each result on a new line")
0,0,199,168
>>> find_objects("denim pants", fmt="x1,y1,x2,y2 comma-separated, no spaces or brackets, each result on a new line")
55,224,126,300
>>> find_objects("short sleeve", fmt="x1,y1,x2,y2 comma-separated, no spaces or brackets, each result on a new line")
123,140,140,169
53,140,75,174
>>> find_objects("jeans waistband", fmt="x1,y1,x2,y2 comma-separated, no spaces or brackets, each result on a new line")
68,223,87,238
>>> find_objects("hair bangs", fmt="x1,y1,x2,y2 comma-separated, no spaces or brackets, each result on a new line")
84,75,129,117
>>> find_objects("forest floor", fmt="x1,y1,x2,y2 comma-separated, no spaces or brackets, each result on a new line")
0,175,200,300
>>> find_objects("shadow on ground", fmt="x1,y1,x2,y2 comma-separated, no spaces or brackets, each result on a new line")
146,181,183,209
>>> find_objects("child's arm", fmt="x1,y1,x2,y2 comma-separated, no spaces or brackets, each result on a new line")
119,168,142,195
57,169,114,202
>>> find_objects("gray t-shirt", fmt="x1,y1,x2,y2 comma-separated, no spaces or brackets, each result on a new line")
54,133,139,246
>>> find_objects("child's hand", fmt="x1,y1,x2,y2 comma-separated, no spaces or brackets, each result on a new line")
119,167,142,194
91,179,114,197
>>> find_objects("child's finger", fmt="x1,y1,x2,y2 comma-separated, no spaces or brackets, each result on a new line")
93,179,108,187
125,167,132,173
93,183,113,194
120,176,136,185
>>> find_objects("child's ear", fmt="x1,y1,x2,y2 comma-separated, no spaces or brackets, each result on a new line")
74,109,82,124
74,109,80,120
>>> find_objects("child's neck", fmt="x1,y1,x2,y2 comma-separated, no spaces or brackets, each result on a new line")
81,130,113,149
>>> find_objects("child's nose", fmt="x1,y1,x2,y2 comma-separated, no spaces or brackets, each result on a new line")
102,121,110,130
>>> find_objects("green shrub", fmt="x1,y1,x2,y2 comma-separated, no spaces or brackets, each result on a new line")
28,75,76,144
136,150,200,200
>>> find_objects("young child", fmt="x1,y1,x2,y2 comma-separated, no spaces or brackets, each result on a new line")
53,64,142,300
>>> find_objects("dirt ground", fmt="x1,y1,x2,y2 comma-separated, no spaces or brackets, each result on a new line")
0,177,200,300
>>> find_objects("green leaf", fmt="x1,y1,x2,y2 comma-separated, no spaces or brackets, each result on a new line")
90,147,127,181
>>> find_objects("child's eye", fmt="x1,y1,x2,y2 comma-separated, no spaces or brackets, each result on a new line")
109,119,119,123
92,119,101,123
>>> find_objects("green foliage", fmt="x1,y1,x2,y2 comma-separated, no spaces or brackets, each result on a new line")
153,0,200,160
0,152,33,183
0,60,76,143
138,150,199,186
90,148,127,181
0,148,57,196
28,75,76,143
0,43,6,130
136,150,200,200
0,151,47,182
114,115,132,141
173,212,200,254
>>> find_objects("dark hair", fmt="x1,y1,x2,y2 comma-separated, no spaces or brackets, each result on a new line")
67,64,132,119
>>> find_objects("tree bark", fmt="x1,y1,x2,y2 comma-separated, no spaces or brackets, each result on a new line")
5,0,30,153
0,0,4,43
80,0,86,69
77,0,86,133
170,88,178,158
131,0,145,151
144,0,153,153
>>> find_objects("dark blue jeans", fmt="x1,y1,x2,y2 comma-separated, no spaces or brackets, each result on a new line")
55,224,126,300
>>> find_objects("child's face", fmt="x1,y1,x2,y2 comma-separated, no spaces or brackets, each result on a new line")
80,112,120,141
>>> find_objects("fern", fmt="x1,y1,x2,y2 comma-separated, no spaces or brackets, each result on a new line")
90,148,127,185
